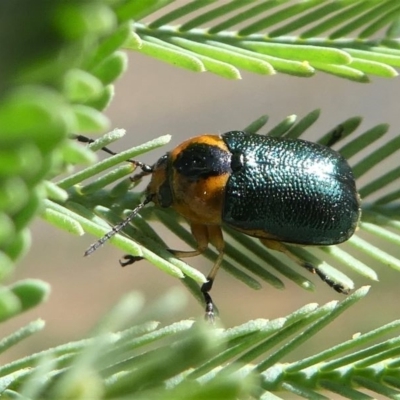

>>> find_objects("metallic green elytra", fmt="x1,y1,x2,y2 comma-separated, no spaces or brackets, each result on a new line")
222,131,361,245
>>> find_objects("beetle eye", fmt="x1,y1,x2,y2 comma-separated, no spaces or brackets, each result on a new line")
158,179,173,207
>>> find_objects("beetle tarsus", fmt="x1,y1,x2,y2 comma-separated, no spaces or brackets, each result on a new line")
201,280,216,322
75,134,120,157
119,255,144,267
325,125,345,147
203,292,215,323
74,134,94,144
201,279,214,293
75,134,153,173
130,169,153,183
303,262,349,294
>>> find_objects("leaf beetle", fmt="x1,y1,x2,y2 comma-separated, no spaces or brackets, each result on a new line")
84,130,361,320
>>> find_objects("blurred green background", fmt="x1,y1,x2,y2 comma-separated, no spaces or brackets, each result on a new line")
3,49,400,363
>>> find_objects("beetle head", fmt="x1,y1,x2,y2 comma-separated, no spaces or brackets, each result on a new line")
146,154,173,208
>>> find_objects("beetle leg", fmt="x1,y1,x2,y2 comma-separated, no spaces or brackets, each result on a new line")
119,255,144,266
167,223,209,259
303,263,350,294
74,134,117,157
205,225,225,286
74,134,153,176
325,124,345,147
168,224,224,321
201,225,225,321
130,168,153,183
259,239,349,294
167,224,215,320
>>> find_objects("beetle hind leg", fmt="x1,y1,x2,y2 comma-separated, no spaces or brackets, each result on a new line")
302,261,349,294
325,124,345,147
260,239,349,294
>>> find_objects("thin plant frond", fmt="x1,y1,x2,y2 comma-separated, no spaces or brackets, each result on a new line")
2,288,400,399
126,0,400,80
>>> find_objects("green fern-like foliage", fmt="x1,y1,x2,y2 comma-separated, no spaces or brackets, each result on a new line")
128,0,400,81
1,0,400,398
2,287,400,399
0,0,125,323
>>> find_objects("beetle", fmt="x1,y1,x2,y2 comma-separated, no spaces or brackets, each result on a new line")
83,131,361,320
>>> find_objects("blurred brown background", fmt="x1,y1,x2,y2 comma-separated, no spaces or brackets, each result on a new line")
3,51,400,362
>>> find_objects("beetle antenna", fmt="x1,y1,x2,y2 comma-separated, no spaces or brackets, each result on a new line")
74,134,153,173
84,195,152,257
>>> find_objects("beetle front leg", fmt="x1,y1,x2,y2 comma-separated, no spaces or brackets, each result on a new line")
75,134,153,178
259,239,349,294
119,255,144,266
